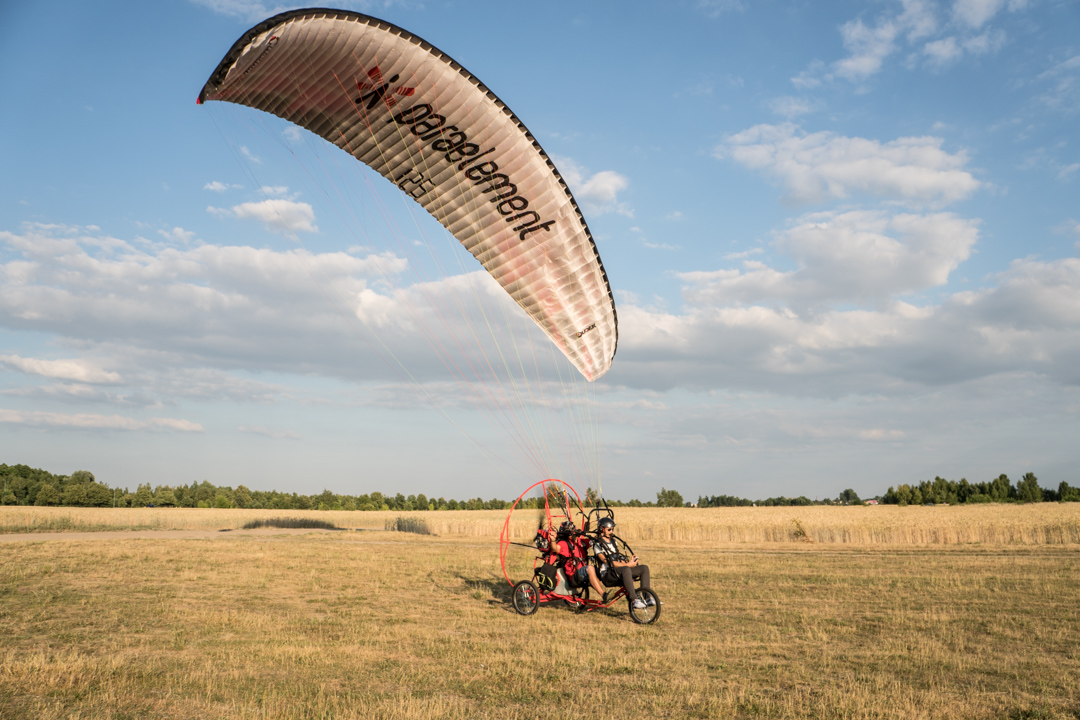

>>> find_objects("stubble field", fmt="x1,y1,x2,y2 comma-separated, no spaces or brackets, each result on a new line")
1,507,1078,719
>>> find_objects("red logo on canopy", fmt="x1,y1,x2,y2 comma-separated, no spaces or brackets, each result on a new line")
355,66,415,112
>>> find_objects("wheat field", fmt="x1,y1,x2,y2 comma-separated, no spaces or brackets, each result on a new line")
1,530,1078,719
4,504,1080,545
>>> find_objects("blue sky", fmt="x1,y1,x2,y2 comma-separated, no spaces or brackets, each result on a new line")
1,0,1078,501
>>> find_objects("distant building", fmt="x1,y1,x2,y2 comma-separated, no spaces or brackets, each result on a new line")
865,499,879,505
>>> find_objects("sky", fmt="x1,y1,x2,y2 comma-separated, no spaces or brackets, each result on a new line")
1,0,1078,502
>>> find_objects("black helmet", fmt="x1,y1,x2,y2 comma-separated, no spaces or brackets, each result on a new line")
598,517,615,530
558,520,576,537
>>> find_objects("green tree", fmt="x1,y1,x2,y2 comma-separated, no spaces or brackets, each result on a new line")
131,483,153,508
234,485,252,509
957,478,974,503
154,488,178,507
34,483,60,506
213,493,232,508
989,474,1013,502
85,481,112,507
838,488,862,505
1016,472,1042,503
194,481,216,507
656,487,684,507
61,482,88,507
897,484,913,506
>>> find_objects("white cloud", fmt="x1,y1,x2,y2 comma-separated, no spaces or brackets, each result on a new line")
1040,55,1080,79
611,253,1080,394
238,425,301,439
961,29,1006,55
680,210,978,308
0,408,203,432
923,36,962,65
722,248,764,260
643,241,681,251
828,0,937,83
204,181,241,192
697,0,744,17
0,222,556,394
795,0,1022,86
791,61,826,90
1035,53,1080,113
0,354,122,384
158,227,196,243
834,17,902,82
925,29,1006,68
210,198,318,233
1051,218,1080,237
718,123,982,206
579,171,629,205
769,96,819,118
554,157,632,217
951,0,1026,29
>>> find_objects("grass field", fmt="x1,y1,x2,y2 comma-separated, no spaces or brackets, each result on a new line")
2,513,1079,719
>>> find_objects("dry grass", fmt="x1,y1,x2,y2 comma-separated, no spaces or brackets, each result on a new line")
1,532,1078,719
8,504,1078,545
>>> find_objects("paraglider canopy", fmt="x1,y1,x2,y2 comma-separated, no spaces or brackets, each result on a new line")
199,8,617,381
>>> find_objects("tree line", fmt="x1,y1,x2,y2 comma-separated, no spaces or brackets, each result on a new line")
1,464,680,511
2,463,1076,510
881,473,1079,505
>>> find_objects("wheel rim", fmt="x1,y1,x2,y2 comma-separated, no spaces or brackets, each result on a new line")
629,590,660,624
513,582,537,613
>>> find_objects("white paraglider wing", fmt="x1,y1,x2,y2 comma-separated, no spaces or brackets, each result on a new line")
199,9,617,381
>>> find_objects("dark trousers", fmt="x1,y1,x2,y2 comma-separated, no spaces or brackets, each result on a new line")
603,564,649,600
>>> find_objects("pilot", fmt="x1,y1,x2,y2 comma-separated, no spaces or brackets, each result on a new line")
592,516,653,609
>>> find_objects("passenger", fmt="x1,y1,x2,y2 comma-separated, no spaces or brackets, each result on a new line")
568,527,606,598
592,516,652,609
551,521,606,598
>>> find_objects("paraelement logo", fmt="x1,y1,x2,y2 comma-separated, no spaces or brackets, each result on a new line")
355,66,416,112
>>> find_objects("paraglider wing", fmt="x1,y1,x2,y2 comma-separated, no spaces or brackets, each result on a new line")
199,9,617,381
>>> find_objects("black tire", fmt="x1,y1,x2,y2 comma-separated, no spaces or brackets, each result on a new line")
512,580,540,615
629,588,661,624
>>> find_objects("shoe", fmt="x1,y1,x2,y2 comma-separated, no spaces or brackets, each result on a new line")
602,590,614,604
631,598,647,610
645,594,656,607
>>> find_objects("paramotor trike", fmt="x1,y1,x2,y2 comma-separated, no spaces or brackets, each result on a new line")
498,479,660,624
